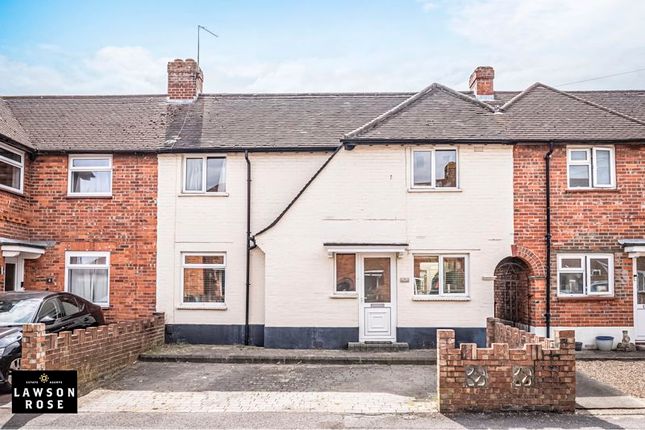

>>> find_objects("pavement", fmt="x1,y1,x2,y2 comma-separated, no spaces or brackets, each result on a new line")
140,344,437,365
0,361,643,428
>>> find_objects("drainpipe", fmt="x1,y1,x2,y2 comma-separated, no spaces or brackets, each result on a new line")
244,151,252,345
544,142,554,338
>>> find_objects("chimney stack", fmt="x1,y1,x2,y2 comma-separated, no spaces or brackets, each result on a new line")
167,59,203,102
468,66,495,101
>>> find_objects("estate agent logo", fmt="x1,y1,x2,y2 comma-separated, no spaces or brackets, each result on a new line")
12,370,77,414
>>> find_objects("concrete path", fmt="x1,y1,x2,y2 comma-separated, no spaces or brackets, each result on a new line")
576,372,645,410
140,344,437,365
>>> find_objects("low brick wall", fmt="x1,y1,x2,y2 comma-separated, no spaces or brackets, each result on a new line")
487,317,555,349
22,313,164,393
437,319,575,413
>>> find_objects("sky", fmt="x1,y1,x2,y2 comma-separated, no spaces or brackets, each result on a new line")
0,0,644,95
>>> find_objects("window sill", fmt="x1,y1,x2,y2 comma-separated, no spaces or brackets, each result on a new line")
178,192,229,197
66,194,113,199
330,293,358,299
177,303,228,310
0,185,24,197
412,295,470,302
407,188,462,193
565,188,617,193
556,295,615,301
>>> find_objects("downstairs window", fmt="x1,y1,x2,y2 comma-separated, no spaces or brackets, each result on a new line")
557,254,614,296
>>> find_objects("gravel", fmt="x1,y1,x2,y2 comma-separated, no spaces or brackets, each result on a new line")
577,361,645,399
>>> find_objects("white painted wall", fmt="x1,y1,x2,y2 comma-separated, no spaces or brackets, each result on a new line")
157,152,330,325
256,144,515,329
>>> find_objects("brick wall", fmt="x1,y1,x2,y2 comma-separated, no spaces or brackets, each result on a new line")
513,144,645,328
22,153,158,321
21,313,164,394
437,320,576,413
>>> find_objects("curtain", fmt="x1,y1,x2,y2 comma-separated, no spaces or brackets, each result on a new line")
72,171,111,193
185,159,203,191
206,158,226,192
69,268,108,304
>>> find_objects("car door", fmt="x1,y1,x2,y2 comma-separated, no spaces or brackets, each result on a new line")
58,294,93,330
35,298,67,332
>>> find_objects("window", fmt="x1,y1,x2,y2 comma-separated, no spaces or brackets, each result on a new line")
37,299,63,322
59,295,83,316
68,155,113,196
0,143,24,193
414,255,467,296
183,156,226,193
65,252,110,306
182,253,226,304
567,147,615,189
411,149,457,189
557,254,614,296
335,254,356,293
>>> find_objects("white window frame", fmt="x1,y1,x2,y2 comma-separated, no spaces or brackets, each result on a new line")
410,148,459,190
413,254,469,297
0,142,25,194
182,155,227,194
557,253,614,297
67,154,113,197
180,252,227,307
64,251,110,307
333,253,358,296
566,146,615,189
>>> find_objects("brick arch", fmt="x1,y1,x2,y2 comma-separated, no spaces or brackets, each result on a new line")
511,244,546,278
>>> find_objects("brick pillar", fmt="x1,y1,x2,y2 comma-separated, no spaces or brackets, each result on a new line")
486,317,496,347
437,329,455,413
21,323,47,370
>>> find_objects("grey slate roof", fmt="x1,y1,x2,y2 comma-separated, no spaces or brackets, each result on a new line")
164,93,411,150
0,84,644,152
3,95,170,152
0,99,32,148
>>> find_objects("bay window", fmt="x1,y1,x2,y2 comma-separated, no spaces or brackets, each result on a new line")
68,155,113,196
0,143,24,193
183,156,226,193
414,255,467,296
65,252,110,306
411,149,458,189
567,147,615,189
557,254,614,296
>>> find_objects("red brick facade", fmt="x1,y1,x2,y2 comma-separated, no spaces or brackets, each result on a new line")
0,153,157,321
512,144,645,329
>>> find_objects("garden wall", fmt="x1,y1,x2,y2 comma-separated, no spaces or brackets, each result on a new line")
437,318,575,413
21,313,164,394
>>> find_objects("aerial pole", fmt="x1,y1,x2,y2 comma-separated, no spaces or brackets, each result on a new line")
197,25,218,66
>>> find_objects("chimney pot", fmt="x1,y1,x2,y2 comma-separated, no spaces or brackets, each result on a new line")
167,58,203,102
468,66,495,101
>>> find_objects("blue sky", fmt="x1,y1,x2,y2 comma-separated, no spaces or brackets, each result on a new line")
0,0,644,95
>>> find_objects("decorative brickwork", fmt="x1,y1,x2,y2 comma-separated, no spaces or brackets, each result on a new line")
21,313,164,394
513,144,644,329
437,319,575,413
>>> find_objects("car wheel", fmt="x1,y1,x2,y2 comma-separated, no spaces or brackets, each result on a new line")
7,358,20,387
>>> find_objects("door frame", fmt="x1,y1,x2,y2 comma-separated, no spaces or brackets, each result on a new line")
3,256,24,291
634,256,645,341
357,253,397,342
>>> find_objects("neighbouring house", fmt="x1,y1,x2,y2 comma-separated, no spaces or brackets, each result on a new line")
1,60,643,348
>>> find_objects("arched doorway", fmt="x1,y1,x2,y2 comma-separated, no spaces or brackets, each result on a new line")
494,257,531,329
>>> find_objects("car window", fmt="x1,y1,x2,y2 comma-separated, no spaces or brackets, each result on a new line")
59,295,83,316
36,299,63,322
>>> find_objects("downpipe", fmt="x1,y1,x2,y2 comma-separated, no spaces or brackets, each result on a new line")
544,142,554,338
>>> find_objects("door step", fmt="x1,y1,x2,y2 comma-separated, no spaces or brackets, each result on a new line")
347,342,409,352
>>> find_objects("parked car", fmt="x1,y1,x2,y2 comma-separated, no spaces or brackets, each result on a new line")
0,291,105,387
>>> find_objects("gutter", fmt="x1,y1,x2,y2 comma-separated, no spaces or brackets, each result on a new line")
244,150,252,345
544,141,555,338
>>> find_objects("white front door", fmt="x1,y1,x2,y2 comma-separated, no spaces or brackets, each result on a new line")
635,257,645,341
358,254,396,342
3,257,23,291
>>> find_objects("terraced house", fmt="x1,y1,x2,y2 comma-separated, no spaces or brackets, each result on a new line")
0,60,643,349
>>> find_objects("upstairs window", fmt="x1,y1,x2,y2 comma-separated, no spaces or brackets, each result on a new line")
183,156,226,193
567,147,615,189
68,155,113,196
412,149,457,189
557,254,614,297
0,143,24,193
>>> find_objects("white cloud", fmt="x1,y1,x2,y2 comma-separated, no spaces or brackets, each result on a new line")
416,0,438,12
